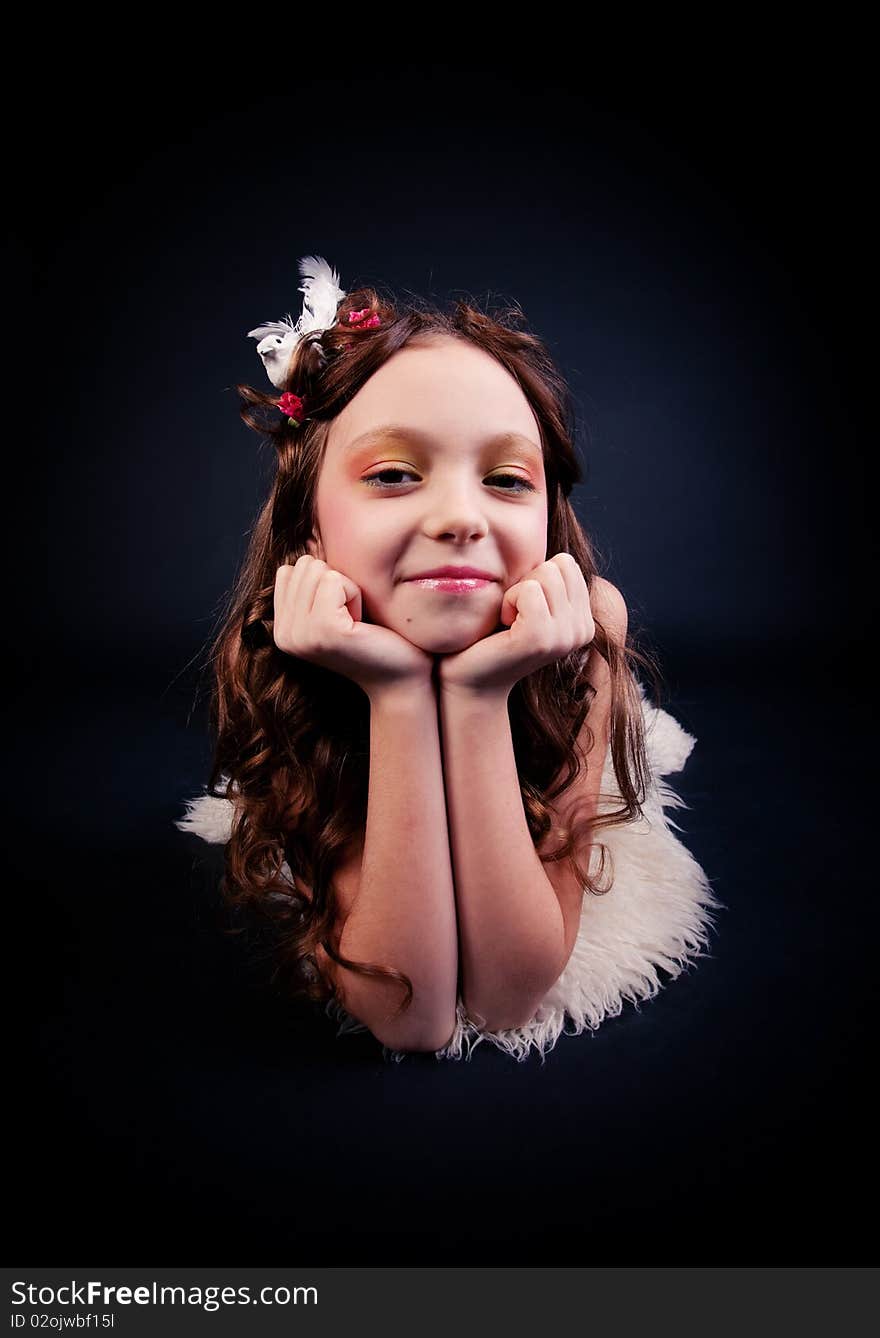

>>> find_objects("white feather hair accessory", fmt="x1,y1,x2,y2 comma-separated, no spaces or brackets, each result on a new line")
247,255,347,389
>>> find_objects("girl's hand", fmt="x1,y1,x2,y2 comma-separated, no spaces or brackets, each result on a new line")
273,554,434,698
437,553,595,697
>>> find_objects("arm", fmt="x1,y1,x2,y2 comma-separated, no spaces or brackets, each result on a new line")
438,576,628,1034
438,681,567,1033
335,678,459,1053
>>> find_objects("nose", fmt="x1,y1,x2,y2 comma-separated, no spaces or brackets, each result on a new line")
422,480,490,542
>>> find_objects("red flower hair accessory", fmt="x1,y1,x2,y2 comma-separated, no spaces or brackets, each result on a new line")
347,308,381,329
277,391,307,427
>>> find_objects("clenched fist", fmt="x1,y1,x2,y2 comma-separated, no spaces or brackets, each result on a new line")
273,554,434,698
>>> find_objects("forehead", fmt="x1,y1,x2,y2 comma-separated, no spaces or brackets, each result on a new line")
328,337,543,457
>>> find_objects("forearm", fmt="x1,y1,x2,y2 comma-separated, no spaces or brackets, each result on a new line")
439,684,565,1032
338,678,459,1052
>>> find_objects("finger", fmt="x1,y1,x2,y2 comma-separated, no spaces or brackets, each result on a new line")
310,558,360,617
550,553,584,602
501,577,549,626
551,555,592,639
499,580,520,625
581,577,597,645
535,560,569,618
289,553,326,617
299,556,363,624
274,563,292,623
312,570,353,625
311,567,363,623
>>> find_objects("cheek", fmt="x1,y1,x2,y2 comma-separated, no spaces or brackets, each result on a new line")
514,506,548,564
316,491,361,565
317,496,394,585
316,485,344,536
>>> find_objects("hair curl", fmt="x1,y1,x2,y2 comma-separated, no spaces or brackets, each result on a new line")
199,281,665,1022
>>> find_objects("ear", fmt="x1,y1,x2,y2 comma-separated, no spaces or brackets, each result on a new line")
306,533,325,561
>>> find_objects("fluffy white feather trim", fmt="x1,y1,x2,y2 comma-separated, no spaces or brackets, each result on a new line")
175,682,720,1063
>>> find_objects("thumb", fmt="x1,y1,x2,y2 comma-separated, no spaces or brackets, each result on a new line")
341,576,363,623
500,582,521,626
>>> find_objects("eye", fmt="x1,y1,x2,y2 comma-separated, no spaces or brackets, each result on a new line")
361,469,535,492
491,473,536,492
361,468,417,488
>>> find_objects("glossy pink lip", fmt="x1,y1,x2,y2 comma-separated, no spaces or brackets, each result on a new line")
405,566,499,581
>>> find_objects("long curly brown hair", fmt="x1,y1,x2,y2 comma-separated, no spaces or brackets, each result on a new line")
199,279,665,1022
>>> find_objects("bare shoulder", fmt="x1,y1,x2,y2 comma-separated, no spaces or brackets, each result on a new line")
538,577,627,967
589,576,628,650
288,833,365,989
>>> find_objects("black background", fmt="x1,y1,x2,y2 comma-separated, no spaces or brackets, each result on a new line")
22,31,874,1264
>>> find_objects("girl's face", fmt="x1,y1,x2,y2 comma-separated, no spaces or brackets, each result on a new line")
311,335,549,654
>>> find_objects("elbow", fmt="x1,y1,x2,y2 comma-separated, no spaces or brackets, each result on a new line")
372,1019,456,1054
463,958,560,1034
360,1006,457,1055
398,1025,456,1053
466,1002,541,1034
461,986,545,1035
330,963,458,1055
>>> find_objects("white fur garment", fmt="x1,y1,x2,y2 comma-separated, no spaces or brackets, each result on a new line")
175,681,720,1063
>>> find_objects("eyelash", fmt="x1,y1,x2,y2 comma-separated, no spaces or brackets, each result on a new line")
361,469,535,493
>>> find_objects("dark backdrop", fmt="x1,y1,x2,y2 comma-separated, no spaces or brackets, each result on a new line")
23,37,873,1264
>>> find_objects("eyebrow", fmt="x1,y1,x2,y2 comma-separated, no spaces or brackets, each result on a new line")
342,424,543,458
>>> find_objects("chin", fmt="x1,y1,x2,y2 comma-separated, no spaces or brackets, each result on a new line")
368,590,502,651
416,633,478,654
390,617,497,656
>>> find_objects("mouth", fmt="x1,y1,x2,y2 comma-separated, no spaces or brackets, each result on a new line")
406,577,494,595
404,565,500,581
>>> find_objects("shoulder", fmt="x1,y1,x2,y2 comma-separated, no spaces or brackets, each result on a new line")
538,578,626,965
290,837,365,992
582,578,627,695
589,576,628,650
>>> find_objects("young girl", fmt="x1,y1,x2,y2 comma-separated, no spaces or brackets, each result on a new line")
176,255,720,1064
